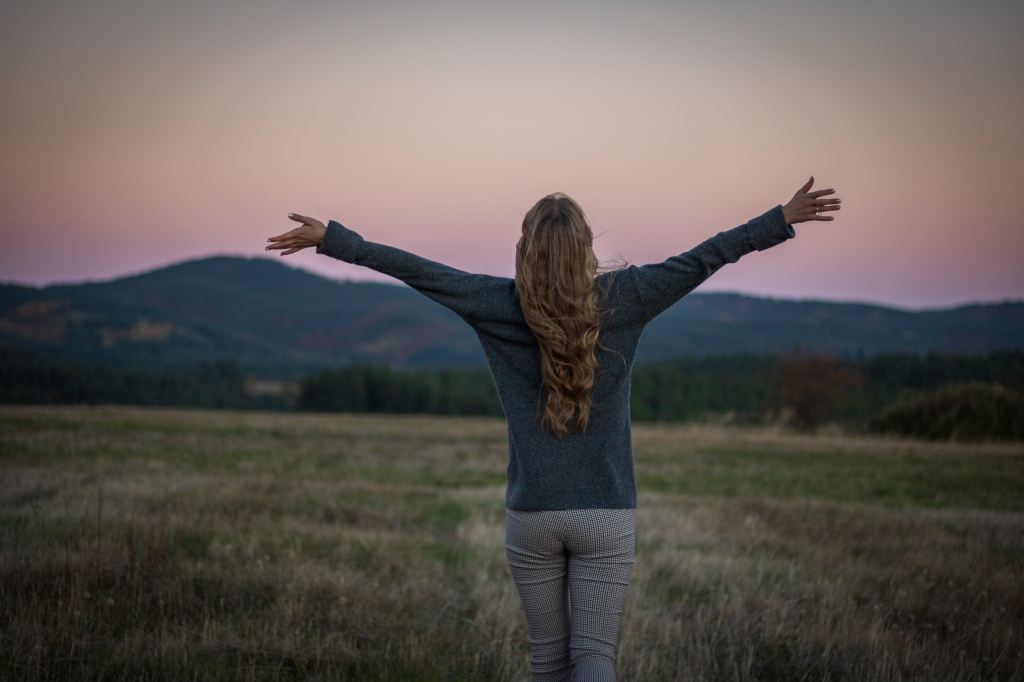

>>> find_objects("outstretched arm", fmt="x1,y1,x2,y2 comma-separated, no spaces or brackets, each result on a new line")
629,177,841,324
628,204,794,323
266,213,500,323
316,219,502,322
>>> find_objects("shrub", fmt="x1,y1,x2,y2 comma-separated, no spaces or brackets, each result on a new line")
867,380,1024,441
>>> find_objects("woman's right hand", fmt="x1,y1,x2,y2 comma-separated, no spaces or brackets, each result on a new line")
782,176,842,225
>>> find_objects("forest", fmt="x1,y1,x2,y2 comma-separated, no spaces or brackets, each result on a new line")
3,346,1021,441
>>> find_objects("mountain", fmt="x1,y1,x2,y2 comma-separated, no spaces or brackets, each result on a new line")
640,292,1024,359
1,255,1021,376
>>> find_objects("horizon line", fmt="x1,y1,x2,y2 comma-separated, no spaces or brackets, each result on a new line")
4,251,1022,315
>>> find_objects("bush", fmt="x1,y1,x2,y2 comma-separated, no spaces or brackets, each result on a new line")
867,380,1024,441
772,351,865,433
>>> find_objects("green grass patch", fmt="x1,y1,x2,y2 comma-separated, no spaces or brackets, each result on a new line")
638,445,1024,511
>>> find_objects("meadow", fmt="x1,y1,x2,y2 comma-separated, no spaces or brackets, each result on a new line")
1,404,1022,681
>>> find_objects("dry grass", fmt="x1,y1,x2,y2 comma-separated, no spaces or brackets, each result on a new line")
1,403,1022,681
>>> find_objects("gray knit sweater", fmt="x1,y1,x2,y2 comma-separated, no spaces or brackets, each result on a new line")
316,204,795,511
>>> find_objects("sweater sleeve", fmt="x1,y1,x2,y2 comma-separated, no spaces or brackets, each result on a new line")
315,219,498,323
629,204,795,324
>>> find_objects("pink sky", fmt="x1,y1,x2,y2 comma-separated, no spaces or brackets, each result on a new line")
2,1,1022,309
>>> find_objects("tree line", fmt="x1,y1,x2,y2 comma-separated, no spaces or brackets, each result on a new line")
3,345,1022,440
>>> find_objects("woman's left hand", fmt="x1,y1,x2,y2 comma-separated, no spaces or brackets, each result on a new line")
265,213,327,256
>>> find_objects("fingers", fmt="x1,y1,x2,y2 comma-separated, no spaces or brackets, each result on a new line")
266,212,318,253
799,175,814,193
808,188,835,198
788,192,842,224
266,240,307,255
807,204,840,221
267,229,299,242
266,238,301,251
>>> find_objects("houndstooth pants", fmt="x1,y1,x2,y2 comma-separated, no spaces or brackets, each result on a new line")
505,507,636,681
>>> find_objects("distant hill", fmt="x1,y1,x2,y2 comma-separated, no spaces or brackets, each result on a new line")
1,255,1021,376
640,291,1024,359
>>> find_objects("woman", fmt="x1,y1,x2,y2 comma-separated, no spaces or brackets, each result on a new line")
265,176,841,681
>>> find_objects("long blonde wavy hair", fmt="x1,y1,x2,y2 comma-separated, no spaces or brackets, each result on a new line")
515,192,626,439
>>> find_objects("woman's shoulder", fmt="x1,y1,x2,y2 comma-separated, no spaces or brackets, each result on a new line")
595,266,645,329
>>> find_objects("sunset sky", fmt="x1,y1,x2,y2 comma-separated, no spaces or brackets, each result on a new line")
2,0,1021,309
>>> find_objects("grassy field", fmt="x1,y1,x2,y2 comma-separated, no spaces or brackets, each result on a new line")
1,404,1022,681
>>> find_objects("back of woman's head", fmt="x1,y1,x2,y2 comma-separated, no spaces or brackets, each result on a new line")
515,192,602,439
